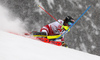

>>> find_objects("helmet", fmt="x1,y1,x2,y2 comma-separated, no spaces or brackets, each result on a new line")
64,16,74,23
64,16,74,25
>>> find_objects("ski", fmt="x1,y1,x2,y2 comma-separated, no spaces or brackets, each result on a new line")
36,37,62,46
9,32,66,47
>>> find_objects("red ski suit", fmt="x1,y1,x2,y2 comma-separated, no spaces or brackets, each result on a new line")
40,19,69,42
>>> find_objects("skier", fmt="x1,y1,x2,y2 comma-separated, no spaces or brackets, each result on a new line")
40,16,75,47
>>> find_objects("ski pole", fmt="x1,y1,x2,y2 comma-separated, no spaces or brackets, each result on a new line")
38,5,65,28
54,6,91,41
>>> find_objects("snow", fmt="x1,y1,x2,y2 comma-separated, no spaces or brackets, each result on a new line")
0,30,100,60
34,0,45,15
96,0,100,9
0,5,26,34
78,4,83,9
57,5,63,14
47,0,54,9
68,0,82,7
79,43,87,52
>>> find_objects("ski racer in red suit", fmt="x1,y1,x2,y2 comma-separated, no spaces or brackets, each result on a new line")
40,16,75,47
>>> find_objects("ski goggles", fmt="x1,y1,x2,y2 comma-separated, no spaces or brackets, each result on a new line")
68,22,73,26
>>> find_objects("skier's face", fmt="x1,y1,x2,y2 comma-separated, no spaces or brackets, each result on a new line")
64,20,75,27
64,23,70,27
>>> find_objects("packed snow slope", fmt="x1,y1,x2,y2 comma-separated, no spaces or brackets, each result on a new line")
0,30,100,60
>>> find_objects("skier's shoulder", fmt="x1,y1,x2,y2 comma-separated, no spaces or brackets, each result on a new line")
58,19,64,24
58,19,63,21
48,19,63,26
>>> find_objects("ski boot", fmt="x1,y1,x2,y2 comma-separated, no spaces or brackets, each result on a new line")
62,42,68,48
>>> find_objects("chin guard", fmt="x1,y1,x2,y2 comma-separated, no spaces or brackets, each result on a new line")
61,26,70,32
